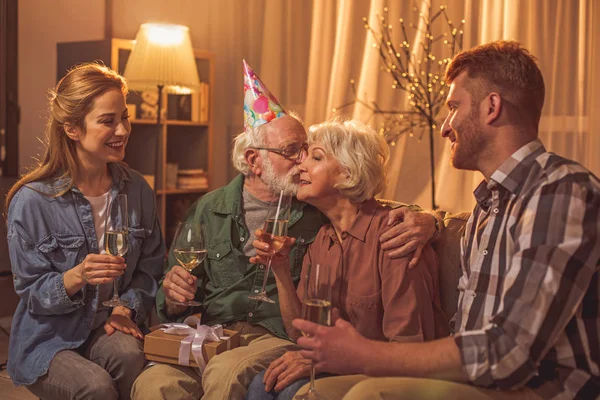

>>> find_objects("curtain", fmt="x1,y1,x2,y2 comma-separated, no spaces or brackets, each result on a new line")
304,0,600,213
438,0,598,212
111,0,598,202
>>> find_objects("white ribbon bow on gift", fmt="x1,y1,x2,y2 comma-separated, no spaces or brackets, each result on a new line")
160,315,229,373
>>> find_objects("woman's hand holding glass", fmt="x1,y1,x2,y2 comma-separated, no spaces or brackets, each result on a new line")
102,193,129,307
249,229,296,276
75,253,126,286
248,192,292,303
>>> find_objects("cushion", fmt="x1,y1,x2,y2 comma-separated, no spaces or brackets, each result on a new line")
432,211,471,322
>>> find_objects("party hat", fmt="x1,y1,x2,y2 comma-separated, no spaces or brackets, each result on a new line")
243,59,287,131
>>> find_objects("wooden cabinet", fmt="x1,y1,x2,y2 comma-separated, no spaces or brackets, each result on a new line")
57,39,214,244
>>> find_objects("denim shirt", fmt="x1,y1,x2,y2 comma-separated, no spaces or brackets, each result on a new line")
155,174,327,339
6,163,166,386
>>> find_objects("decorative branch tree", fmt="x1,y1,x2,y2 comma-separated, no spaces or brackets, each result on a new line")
335,3,464,209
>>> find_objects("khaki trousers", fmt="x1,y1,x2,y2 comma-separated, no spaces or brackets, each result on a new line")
131,324,297,400
296,375,543,400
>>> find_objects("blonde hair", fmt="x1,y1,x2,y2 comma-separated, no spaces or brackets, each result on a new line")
231,112,304,176
6,63,128,209
308,119,389,202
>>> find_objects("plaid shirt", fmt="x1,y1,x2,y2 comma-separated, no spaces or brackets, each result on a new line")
453,139,600,399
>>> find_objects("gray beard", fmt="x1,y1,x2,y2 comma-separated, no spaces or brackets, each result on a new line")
261,157,299,197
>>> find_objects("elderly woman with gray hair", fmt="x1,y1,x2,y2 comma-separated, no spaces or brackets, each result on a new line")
246,119,449,400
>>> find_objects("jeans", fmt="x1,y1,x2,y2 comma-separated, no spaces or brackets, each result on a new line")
246,370,310,400
25,327,145,400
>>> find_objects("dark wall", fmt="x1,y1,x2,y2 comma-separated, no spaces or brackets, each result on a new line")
0,177,19,317
0,0,19,176
0,177,15,271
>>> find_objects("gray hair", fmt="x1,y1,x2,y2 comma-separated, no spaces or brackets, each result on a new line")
231,124,267,176
231,112,305,176
308,119,390,202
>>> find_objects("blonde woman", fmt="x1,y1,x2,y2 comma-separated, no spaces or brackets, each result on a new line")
246,120,448,400
6,63,165,400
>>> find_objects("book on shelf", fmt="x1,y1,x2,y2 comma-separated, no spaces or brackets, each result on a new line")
166,163,179,189
177,178,208,188
191,82,210,123
176,169,209,190
177,168,206,176
177,185,209,190
192,90,199,122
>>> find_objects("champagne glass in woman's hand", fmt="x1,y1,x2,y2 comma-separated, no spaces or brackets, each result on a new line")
170,222,206,306
249,190,292,304
102,193,129,307
296,263,332,400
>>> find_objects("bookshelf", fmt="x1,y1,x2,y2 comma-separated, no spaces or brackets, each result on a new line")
57,38,214,245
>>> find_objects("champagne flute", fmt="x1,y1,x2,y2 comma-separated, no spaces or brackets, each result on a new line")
170,222,206,306
102,194,129,307
296,263,332,400
248,190,292,304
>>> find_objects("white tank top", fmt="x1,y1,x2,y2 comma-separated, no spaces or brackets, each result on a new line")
84,190,113,328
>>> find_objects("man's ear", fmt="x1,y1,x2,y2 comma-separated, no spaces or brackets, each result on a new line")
485,93,502,125
245,148,262,176
64,124,81,141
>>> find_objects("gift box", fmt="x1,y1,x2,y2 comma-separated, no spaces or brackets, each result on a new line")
144,318,240,368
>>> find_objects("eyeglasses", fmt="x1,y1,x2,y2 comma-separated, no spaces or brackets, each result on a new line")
253,143,309,161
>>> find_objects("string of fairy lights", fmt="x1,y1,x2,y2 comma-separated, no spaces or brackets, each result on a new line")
333,3,464,209
334,4,464,146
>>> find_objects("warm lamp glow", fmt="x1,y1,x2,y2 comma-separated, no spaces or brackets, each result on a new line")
123,23,200,94
146,23,187,46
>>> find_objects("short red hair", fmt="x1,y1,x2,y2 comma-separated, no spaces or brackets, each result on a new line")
445,40,545,128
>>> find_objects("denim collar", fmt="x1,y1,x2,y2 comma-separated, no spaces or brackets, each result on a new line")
68,162,130,195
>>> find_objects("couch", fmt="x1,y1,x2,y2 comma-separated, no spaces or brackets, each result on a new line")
433,211,471,323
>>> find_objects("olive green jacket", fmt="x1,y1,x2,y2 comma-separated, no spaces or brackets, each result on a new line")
156,174,327,339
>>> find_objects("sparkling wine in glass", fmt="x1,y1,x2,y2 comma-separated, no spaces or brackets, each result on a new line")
301,299,332,328
297,263,332,400
261,218,289,253
248,190,292,304
170,222,206,306
102,194,129,307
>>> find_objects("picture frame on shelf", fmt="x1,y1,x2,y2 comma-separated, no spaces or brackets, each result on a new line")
167,94,192,121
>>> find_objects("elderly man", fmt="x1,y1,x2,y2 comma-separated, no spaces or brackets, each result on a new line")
292,41,600,400
131,61,439,400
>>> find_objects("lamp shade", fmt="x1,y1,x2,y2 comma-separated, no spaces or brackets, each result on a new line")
123,23,200,93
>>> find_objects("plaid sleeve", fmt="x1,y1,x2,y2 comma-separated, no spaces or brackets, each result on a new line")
454,179,600,389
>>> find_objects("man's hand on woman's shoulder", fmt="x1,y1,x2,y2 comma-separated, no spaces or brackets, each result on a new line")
379,207,440,268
